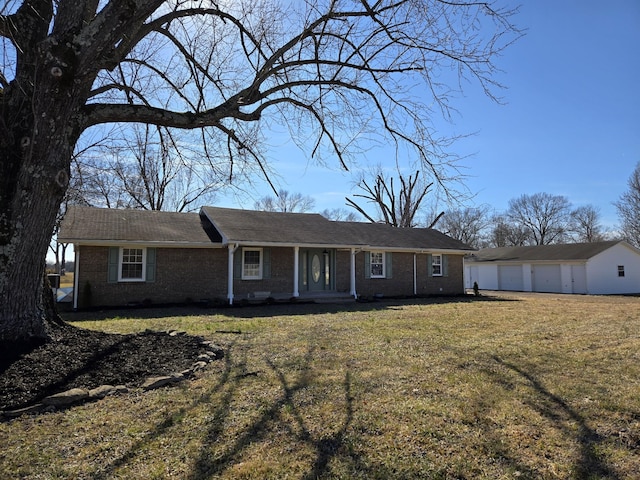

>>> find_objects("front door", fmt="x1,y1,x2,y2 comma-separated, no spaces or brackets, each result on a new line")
301,249,333,292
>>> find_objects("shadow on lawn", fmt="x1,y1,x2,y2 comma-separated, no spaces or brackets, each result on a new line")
64,293,516,322
91,339,401,479
491,356,621,480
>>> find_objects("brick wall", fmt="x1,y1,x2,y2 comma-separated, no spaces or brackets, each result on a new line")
76,245,466,308
353,251,465,298
232,247,295,299
76,246,226,308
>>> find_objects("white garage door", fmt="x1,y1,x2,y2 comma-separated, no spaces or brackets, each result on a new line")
498,265,524,291
532,265,562,293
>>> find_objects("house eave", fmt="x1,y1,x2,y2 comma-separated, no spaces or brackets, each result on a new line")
62,240,223,248
224,240,472,254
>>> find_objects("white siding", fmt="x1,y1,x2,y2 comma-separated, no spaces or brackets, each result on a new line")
586,243,640,294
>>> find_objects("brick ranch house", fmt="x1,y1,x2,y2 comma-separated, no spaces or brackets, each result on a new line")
58,206,474,309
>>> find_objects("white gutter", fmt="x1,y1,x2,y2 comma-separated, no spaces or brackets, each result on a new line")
58,240,222,248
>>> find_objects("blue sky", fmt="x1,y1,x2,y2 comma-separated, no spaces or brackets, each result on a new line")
217,0,640,230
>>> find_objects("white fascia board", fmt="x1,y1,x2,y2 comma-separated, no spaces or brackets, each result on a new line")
66,240,224,248
226,241,471,254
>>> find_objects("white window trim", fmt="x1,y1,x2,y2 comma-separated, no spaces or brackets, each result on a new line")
118,247,147,282
370,251,386,279
242,247,263,280
431,254,443,277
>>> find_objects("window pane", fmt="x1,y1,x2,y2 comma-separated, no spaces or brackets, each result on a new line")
121,248,144,279
432,255,442,275
371,252,384,277
243,250,261,278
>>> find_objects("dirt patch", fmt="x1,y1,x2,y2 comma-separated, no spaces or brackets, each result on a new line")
0,322,211,412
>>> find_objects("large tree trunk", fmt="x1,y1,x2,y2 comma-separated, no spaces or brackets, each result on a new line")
0,136,72,341
0,45,84,342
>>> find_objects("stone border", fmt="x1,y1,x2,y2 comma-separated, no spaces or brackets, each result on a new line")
1,336,224,420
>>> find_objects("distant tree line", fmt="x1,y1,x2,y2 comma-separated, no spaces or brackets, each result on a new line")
438,193,613,249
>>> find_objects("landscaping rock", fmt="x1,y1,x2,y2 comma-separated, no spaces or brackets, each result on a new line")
88,385,117,399
2,403,46,418
141,374,184,391
42,388,89,406
191,361,208,371
206,346,224,360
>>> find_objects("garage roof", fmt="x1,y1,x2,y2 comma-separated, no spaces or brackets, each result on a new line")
467,241,624,263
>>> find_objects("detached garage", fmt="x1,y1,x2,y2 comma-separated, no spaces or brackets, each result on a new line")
464,241,640,295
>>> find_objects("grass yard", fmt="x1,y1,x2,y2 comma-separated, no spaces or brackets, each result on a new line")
1,292,638,479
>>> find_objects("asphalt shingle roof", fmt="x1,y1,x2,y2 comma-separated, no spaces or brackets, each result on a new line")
58,206,218,245
200,206,473,251
60,205,474,252
467,241,623,263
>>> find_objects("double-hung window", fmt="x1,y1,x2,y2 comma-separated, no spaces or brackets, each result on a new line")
242,248,263,280
119,247,146,281
618,265,625,277
370,251,385,278
431,254,443,276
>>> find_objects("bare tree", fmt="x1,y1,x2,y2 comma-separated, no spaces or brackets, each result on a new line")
254,190,315,213
506,193,572,245
75,125,222,211
346,170,442,227
615,163,640,247
488,214,531,247
569,205,605,243
320,208,360,222
0,1,520,341
439,206,491,248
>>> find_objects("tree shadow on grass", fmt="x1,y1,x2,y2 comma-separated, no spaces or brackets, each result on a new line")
91,338,363,479
492,356,621,480
91,337,239,480
64,293,517,322
187,344,363,479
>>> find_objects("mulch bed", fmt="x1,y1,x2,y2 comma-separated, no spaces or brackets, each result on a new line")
0,323,209,412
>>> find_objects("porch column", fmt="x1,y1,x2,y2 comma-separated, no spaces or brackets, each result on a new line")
413,253,417,296
293,246,300,298
350,248,357,298
227,244,237,305
72,246,79,310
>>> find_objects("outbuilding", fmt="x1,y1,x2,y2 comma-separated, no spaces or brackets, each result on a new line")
464,241,640,295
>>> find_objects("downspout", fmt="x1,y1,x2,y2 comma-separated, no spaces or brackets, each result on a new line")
72,246,79,310
350,248,357,299
228,244,238,305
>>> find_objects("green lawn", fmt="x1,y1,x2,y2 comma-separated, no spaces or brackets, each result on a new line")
1,293,638,479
